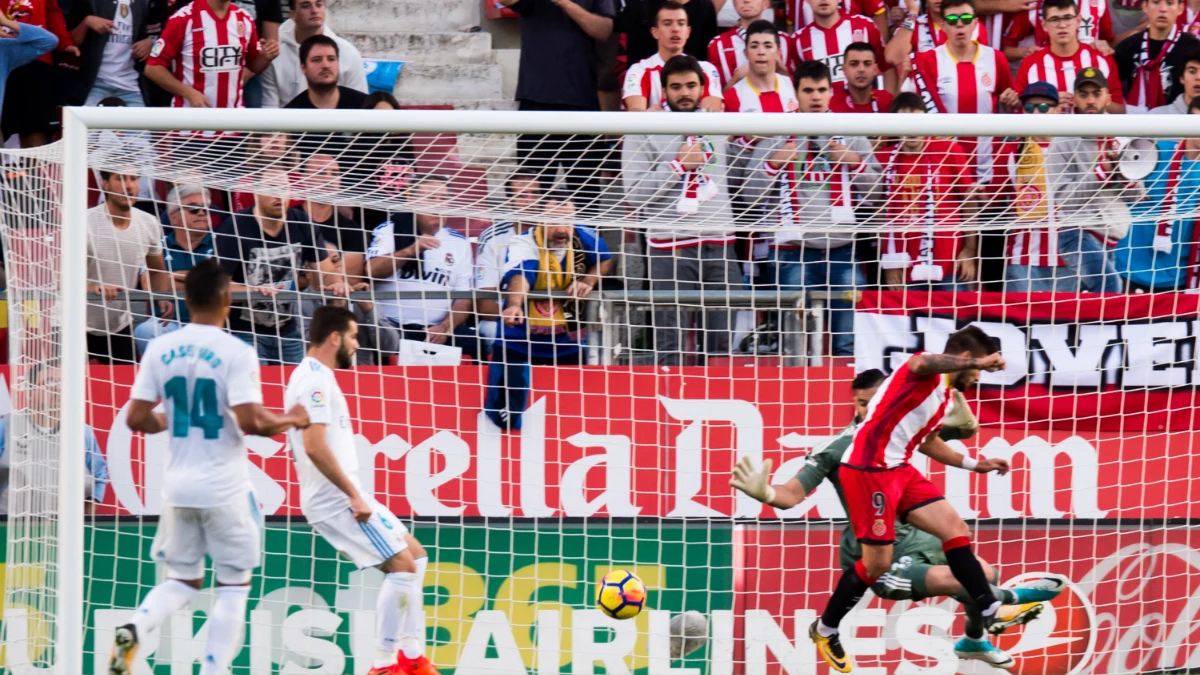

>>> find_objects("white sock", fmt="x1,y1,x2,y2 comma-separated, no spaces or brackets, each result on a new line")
817,620,838,638
198,585,250,675
376,572,411,668
399,557,429,660
129,579,198,637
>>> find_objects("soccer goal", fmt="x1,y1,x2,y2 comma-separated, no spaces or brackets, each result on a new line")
2,106,1199,675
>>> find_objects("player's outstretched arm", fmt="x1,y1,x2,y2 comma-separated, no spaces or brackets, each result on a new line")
302,424,373,521
126,399,168,435
918,435,1010,475
233,403,310,437
730,457,811,508
908,352,1006,376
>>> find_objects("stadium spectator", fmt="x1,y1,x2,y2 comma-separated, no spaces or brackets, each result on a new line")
624,1,724,111
66,0,156,107
626,0,721,63
133,183,215,356
1151,46,1200,111
791,0,893,90
283,34,367,109
748,60,876,355
366,175,479,361
0,365,110,516
622,55,737,365
788,0,887,36
1,0,78,147
302,154,368,280
231,131,298,212
0,16,58,116
899,0,1018,186
145,0,279,110
262,0,366,109
168,0,283,107
707,0,773,86
87,171,172,364
301,241,393,364
996,81,1135,292
343,92,417,238
885,0,988,64
723,21,796,112
1015,0,1125,111
214,167,339,365
1117,97,1200,290
485,197,613,430
499,0,613,211
830,42,894,112
1002,0,1116,57
873,93,978,290
1184,0,1200,33
1073,64,1115,111
1114,0,1200,111
476,172,546,352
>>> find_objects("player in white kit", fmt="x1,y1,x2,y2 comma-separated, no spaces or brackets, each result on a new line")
285,305,435,675
110,259,311,675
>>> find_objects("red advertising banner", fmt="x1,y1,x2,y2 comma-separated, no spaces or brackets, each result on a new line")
854,290,1200,431
740,524,1200,674
82,365,1200,519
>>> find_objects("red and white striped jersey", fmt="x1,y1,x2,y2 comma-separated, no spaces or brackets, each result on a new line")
623,52,724,109
908,14,988,56
829,81,893,111
1015,44,1125,104
788,0,884,31
708,26,748,87
724,74,801,112
147,0,260,110
789,15,890,82
902,44,1013,182
845,354,953,469
981,13,1010,51
1002,0,1114,49
1180,5,1200,36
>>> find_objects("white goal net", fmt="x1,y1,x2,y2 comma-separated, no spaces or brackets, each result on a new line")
1,108,1199,675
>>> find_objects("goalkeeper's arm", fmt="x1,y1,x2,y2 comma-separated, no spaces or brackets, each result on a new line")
729,457,811,509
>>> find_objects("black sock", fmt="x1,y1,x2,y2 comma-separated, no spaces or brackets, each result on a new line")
943,537,998,616
820,562,873,630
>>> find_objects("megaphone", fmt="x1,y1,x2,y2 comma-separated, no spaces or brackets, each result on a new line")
1113,137,1157,181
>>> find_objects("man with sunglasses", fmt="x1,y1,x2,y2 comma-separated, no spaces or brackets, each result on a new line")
132,183,217,357
885,0,988,64
899,0,1019,187
1113,0,1200,111
1016,0,1125,111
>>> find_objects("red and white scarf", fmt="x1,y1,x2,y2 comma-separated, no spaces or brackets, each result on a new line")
1128,27,1180,111
883,150,944,280
1180,5,1200,36
672,135,718,213
909,59,948,114
778,136,854,225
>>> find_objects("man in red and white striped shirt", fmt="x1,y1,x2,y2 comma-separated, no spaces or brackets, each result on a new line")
791,0,895,88
830,41,895,111
708,0,772,86
900,0,1019,184
723,21,800,111
145,0,278,110
885,0,989,65
624,1,723,111
1002,0,1115,59
1015,0,1126,111
788,0,888,39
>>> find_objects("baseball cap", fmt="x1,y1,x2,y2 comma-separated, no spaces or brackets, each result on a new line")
1074,67,1108,91
1020,81,1060,103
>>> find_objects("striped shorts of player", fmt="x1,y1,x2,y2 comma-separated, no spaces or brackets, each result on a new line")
312,503,410,569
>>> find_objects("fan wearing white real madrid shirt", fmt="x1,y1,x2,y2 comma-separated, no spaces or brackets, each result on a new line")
110,258,310,675
367,174,478,361
284,305,436,675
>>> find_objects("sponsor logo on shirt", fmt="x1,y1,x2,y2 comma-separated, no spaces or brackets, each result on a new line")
199,45,243,72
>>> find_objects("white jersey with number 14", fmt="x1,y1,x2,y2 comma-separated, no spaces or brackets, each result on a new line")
129,323,264,509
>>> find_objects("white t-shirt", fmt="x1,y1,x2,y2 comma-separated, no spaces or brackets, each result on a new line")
284,356,361,523
96,0,140,92
474,221,528,290
366,223,474,327
129,324,264,509
86,203,163,334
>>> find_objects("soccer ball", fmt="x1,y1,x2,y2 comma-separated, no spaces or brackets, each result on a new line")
596,570,646,620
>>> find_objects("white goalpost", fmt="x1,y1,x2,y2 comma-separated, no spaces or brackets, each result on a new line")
2,106,1198,674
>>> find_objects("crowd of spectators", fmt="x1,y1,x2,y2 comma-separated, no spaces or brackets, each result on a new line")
1,0,1199,384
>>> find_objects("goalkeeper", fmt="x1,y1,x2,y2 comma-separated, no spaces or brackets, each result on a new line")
731,369,1064,669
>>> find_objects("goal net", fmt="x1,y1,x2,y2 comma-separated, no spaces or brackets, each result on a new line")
2,108,1199,675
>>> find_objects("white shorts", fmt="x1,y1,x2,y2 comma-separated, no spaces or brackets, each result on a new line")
152,491,264,580
311,505,409,569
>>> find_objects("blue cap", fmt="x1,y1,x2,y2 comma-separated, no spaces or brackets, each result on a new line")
1020,81,1060,104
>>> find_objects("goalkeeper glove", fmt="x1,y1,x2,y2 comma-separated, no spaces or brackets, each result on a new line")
941,389,979,439
730,456,775,505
